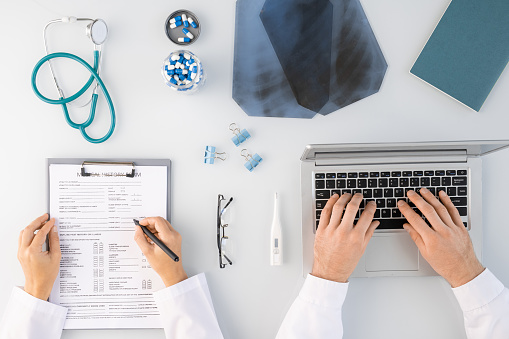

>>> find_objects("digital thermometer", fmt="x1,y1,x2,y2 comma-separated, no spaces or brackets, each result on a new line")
270,192,283,266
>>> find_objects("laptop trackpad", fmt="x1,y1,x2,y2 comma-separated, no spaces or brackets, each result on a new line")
365,234,419,271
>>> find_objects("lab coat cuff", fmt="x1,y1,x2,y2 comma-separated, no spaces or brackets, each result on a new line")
452,268,505,312
154,273,207,301
12,286,67,320
299,274,349,309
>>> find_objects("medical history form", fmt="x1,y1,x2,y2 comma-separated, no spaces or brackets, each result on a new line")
48,162,168,329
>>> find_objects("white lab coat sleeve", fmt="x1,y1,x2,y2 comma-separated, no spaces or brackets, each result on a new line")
452,268,509,339
276,274,349,339
0,287,67,339
153,273,224,339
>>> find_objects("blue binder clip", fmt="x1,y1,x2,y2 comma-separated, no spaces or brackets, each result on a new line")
230,123,251,147
241,149,262,172
204,146,227,164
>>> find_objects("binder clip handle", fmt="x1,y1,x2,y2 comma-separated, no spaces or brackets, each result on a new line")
204,146,227,165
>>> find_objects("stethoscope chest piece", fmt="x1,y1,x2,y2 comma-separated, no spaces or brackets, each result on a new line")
87,19,108,45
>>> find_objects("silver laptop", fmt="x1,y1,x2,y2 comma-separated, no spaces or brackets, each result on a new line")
301,141,509,277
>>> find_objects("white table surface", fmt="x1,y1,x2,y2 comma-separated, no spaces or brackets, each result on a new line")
1,0,508,338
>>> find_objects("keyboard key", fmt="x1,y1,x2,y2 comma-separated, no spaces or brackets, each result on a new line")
381,172,391,177
463,222,468,228
424,171,434,176
326,173,336,178
437,187,446,194
368,179,377,188
457,207,467,216
376,199,386,208
358,179,367,188
410,178,420,187
342,189,352,195
337,173,347,178
381,209,391,218
458,170,467,175
403,171,412,177
316,210,322,219
347,179,357,188
450,197,467,206
412,207,421,215
374,209,381,218
431,177,440,186
427,187,436,195
316,180,325,189
373,189,383,198
391,171,402,177
413,171,423,176
415,187,422,194
331,190,341,196
435,170,445,176
316,190,330,199
447,187,456,196
315,173,325,179
376,219,406,229
316,220,320,230
399,178,409,187
421,177,430,186
446,170,456,176
316,200,327,209
458,187,467,196
453,177,467,186
359,172,369,178
379,178,388,187
392,209,401,218
442,177,452,186
394,188,404,197
337,179,346,188
370,172,380,177
363,189,373,198
352,189,362,195
365,199,375,205
348,173,358,178
387,199,396,208
326,180,335,189
389,178,399,187
384,188,394,197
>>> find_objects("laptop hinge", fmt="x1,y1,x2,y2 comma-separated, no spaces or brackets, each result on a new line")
314,150,467,166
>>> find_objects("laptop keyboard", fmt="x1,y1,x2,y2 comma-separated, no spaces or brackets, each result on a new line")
314,169,468,230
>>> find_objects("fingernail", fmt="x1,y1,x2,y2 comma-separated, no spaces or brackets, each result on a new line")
368,201,376,206
407,190,416,196
53,225,58,233
332,193,339,197
397,200,405,206
420,187,428,193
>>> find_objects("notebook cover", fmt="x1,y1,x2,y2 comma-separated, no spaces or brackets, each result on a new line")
410,0,509,111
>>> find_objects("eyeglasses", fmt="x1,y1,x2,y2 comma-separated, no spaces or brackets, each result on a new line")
217,194,233,268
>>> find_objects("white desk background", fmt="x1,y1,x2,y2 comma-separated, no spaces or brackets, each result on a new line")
1,0,508,338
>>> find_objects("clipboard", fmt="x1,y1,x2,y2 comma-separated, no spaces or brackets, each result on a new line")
46,158,172,329
47,158,172,222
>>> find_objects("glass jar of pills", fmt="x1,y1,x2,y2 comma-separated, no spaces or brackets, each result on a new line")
161,50,206,93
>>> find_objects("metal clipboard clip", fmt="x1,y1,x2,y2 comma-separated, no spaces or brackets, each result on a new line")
81,161,136,177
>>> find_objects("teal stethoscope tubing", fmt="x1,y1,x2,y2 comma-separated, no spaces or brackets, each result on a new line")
31,50,115,144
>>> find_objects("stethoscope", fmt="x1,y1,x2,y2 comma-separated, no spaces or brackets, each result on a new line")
31,17,115,144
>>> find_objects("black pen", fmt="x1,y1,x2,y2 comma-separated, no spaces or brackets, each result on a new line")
133,219,180,262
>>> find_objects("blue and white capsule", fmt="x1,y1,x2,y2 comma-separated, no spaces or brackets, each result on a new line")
182,28,194,39
188,17,198,29
182,14,189,27
170,16,182,24
178,37,191,43
170,21,183,29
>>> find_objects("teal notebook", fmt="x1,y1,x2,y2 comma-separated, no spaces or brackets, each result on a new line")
411,0,509,111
